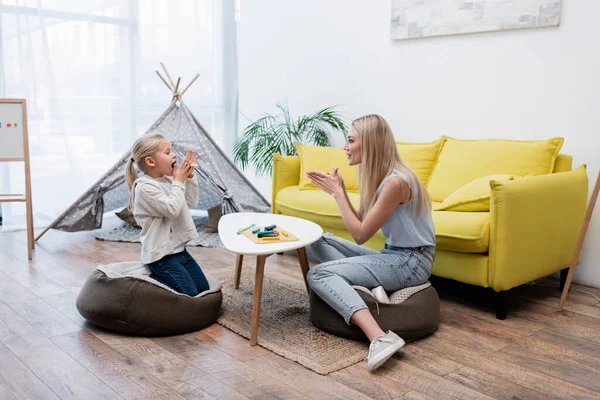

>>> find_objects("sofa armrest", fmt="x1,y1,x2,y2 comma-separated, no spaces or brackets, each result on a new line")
272,153,300,213
488,165,588,291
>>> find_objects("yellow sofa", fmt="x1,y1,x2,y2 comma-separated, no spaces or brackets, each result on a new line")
271,136,589,319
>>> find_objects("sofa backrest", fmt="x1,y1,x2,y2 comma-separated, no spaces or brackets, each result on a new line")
424,136,565,202
553,154,573,173
271,138,572,207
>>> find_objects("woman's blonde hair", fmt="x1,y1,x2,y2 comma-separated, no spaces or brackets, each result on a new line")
353,114,431,218
126,133,167,210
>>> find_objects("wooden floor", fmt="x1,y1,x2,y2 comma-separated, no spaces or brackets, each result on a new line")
1,224,600,400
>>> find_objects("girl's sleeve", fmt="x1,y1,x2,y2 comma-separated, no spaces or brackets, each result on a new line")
136,181,187,218
185,176,199,208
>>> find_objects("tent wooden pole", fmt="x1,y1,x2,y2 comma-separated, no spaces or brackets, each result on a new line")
161,62,176,90
558,169,600,311
174,77,181,93
180,74,200,97
155,70,174,93
35,224,52,241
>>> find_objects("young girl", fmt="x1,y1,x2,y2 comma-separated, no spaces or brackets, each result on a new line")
305,114,436,372
126,133,209,296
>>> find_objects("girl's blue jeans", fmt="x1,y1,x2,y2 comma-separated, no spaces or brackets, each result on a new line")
148,249,209,296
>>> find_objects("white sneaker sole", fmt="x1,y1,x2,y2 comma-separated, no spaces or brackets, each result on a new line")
367,339,405,371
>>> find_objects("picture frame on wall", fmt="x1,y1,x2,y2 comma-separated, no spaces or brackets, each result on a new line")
391,0,562,40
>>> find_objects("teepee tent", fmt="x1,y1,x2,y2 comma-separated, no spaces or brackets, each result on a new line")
35,66,270,241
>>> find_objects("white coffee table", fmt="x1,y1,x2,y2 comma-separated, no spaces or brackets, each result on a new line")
218,212,323,345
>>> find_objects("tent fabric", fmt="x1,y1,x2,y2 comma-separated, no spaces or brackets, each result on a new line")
46,100,270,234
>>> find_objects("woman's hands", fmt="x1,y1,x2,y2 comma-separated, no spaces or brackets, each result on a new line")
173,150,197,182
306,166,346,197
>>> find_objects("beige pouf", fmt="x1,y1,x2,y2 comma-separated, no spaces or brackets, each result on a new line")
309,282,440,341
76,261,222,336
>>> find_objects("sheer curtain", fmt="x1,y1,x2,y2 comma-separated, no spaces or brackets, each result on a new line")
0,0,238,231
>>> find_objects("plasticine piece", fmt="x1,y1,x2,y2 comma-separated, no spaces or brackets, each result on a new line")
257,233,279,238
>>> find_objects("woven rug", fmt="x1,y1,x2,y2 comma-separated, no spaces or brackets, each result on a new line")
209,267,368,375
95,215,224,248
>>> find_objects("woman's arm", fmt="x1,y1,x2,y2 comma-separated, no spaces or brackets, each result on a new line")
334,177,409,244
343,189,361,221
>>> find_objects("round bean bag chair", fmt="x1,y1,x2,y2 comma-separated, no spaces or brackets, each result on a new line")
76,261,222,336
309,282,439,341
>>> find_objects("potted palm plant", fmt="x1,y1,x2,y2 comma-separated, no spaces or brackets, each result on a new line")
233,102,348,177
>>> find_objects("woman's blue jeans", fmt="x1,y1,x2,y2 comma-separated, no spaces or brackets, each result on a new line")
307,233,435,324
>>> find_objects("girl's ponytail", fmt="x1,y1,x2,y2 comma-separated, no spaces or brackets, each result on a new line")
125,133,167,212
126,158,138,211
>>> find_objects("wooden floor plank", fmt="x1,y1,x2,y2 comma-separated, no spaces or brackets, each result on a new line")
245,353,373,400
366,357,494,400
417,329,597,399
533,329,600,359
328,363,411,399
0,248,67,297
396,343,463,377
511,303,600,345
97,335,207,386
0,347,60,400
0,303,121,399
41,290,89,327
154,332,309,399
397,391,434,400
7,296,82,338
0,267,80,339
186,374,251,400
0,270,40,306
0,377,20,400
519,292,600,319
52,330,187,400
445,365,550,400
195,324,270,362
495,343,600,393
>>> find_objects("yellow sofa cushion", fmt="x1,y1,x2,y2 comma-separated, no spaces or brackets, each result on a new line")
434,174,515,212
396,137,446,186
276,187,489,253
295,143,359,192
433,210,490,253
276,185,361,230
426,136,564,202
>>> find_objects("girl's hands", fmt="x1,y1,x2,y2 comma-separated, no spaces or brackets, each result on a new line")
306,166,345,197
186,150,198,178
173,150,196,182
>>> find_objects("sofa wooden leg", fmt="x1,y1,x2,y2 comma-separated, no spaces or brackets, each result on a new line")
560,268,569,291
496,291,507,320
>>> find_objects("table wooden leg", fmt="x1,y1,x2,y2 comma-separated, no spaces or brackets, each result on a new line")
296,247,310,293
234,254,243,289
250,255,267,346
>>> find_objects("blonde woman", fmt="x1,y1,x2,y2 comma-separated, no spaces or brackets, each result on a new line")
126,133,209,296
306,114,435,371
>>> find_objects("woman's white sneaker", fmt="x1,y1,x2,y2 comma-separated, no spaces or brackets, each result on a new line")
367,331,405,371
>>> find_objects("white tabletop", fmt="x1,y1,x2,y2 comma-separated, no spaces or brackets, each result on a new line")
218,212,324,256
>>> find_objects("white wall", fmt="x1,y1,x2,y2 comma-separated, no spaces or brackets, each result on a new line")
238,0,600,288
